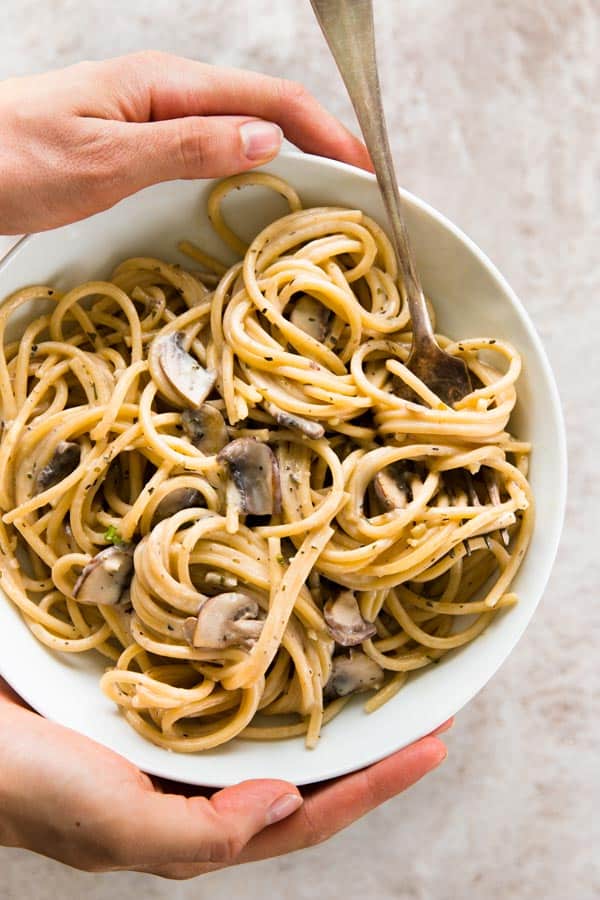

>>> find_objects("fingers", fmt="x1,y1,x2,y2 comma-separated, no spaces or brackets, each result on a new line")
236,736,447,863
0,54,372,232
0,677,24,706
0,677,34,713
122,779,303,868
105,115,284,187
0,694,300,875
431,717,455,736
127,735,448,879
93,51,373,172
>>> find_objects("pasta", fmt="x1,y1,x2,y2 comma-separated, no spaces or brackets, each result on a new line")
0,173,533,751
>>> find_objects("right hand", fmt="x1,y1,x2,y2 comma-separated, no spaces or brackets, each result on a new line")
0,51,373,234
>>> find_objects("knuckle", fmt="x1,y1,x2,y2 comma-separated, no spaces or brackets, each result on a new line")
174,120,210,176
76,132,111,176
278,78,310,108
212,832,246,864
101,49,170,88
204,825,246,864
362,766,383,805
299,802,330,848
68,59,125,101
127,49,171,72
71,124,126,188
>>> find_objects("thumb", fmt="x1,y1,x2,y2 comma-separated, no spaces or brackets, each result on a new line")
134,778,303,867
111,115,283,185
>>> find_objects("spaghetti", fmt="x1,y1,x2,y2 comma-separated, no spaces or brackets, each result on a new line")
0,173,533,751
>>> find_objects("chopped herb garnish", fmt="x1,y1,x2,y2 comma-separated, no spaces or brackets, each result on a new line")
104,525,123,544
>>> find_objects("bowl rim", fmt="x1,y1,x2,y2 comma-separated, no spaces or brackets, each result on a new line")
0,151,567,785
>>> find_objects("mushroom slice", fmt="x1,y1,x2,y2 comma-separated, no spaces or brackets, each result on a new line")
218,438,281,516
156,332,216,408
73,544,134,606
153,487,204,524
183,592,264,649
290,295,331,342
324,590,376,646
372,464,413,511
36,441,80,492
181,405,228,454
324,651,384,699
266,402,325,440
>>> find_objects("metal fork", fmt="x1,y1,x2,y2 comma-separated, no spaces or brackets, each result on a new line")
446,469,509,552
310,0,472,407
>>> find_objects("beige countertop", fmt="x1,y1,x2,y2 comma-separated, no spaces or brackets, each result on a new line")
0,1,597,897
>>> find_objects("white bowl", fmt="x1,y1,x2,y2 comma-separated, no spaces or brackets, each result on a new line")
0,152,566,786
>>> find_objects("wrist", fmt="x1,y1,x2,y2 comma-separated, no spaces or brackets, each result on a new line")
0,706,24,849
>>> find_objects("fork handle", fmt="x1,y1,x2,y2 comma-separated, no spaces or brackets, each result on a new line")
310,0,434,345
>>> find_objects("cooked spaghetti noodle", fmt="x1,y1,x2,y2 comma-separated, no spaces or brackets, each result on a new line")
0,173,533,751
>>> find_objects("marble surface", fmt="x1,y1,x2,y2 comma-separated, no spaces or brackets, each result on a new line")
0,1,597,897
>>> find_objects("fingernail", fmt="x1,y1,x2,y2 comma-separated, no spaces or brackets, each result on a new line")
240,121,283,161
265,792,303,826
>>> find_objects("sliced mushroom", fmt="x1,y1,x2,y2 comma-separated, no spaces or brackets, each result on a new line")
266,402,325,440
183,592,264,649
153,487,204,524
182,617,197,645
324,590,376,646
218,438,281,516
73,544,134,606
290,295,331,342
372,464,413,511
181,405,228,454
324,651,384,699
156,332,216,408
36,441,80,492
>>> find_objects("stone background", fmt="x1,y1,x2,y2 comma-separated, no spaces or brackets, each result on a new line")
0,1,597,898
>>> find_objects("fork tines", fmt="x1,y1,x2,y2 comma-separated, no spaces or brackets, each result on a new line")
482,468,510,546
461,470,492,552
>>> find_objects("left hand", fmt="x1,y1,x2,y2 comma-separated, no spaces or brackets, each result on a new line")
0,677,450,878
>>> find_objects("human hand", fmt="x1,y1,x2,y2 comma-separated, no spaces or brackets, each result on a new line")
0,677,449,878
0,51,372,235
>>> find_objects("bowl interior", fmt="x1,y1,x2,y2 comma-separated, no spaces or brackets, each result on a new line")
0,153,566,786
